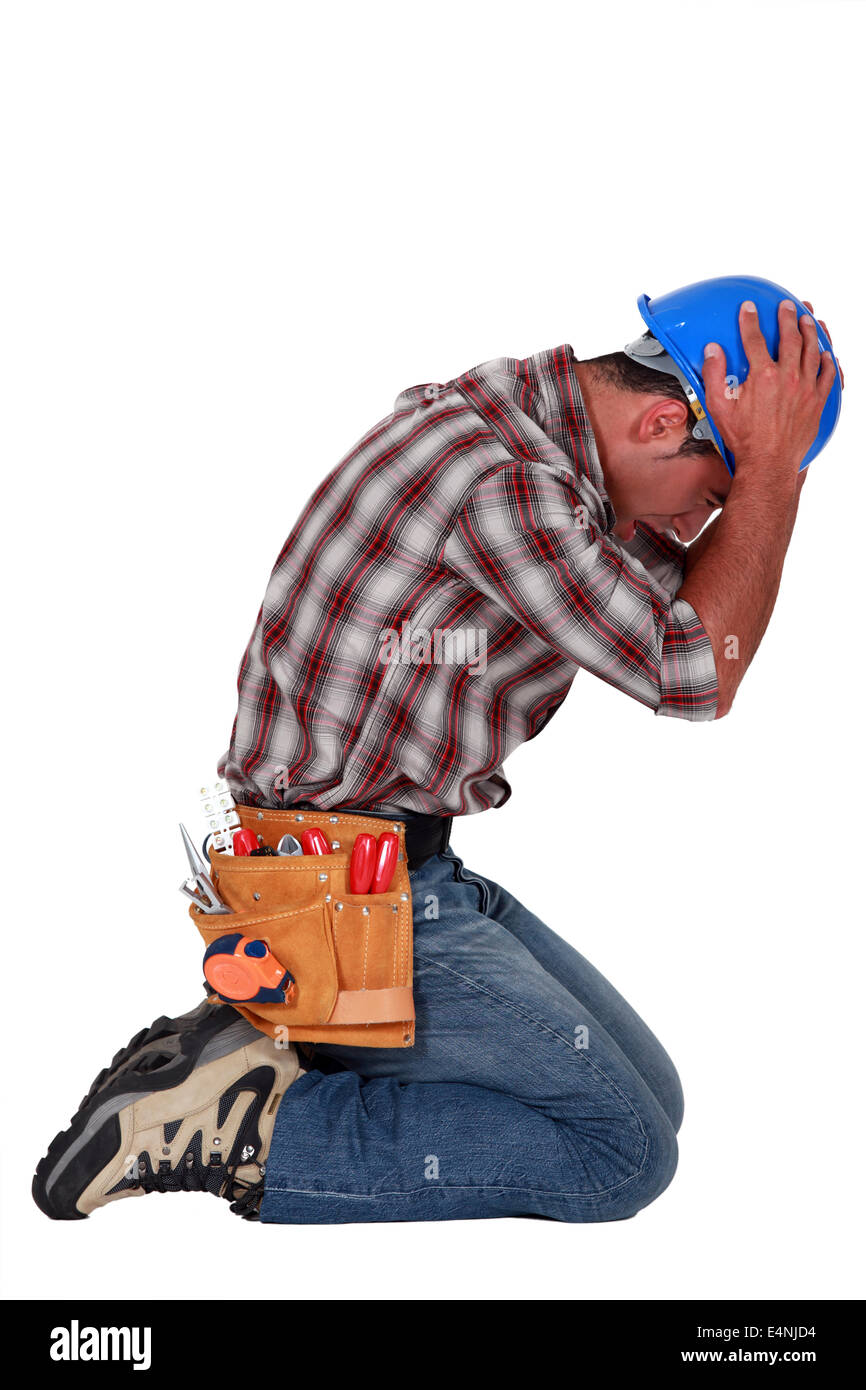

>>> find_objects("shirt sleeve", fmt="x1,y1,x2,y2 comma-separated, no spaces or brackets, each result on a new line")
442,463,718,720
618,522,687,602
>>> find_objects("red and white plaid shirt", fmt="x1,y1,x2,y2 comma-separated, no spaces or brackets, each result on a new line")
219,345,718,815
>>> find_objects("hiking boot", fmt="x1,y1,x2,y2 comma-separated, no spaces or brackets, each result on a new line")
32,999,299,1221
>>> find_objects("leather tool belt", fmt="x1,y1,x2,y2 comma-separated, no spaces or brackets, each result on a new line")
189,806,416,1048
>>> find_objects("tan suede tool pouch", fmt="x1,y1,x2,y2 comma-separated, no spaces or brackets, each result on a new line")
189,807,415,1048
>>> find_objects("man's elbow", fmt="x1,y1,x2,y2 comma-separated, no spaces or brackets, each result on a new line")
713,674,738,720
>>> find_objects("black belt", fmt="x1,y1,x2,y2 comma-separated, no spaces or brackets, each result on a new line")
286,805,451,870
349,809,452,870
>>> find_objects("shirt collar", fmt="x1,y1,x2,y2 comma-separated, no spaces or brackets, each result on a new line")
454,344,617,531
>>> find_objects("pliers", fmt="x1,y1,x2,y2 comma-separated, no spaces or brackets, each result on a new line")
178,823,231,914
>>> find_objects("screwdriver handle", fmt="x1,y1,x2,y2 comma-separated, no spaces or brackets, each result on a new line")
370,832,399,894
300,827,331,856
349,833,377,893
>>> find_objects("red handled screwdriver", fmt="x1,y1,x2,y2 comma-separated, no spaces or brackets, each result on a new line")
300,827,331,856
349,833,377,893
370,832,399,893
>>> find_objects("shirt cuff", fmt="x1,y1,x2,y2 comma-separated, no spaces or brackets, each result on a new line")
656,598,719,721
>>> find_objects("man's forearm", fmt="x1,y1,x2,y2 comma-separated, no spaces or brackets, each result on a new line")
678,471,802,717
684,297,836,716
683,513,721,576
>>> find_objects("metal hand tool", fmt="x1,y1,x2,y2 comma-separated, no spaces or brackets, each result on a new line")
179,822,231,914
276,833,303,857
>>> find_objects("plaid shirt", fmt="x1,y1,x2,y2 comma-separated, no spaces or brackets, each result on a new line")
219,345,718,815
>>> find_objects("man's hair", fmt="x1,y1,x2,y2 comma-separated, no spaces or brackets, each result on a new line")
584,351,717,460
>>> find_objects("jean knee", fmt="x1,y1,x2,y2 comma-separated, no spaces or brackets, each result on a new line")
556,1100,679,1223
612,1108,679,1220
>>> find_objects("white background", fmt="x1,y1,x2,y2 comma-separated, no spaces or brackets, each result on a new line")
2,0,863,1302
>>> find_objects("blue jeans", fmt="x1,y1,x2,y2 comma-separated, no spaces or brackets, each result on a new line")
261,847,682,1224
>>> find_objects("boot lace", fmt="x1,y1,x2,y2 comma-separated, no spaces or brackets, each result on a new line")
132,1143,264,1219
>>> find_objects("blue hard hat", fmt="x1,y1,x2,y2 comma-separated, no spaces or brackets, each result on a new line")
623,275,842,475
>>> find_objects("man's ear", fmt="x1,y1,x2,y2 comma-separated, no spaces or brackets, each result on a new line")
637,396,690,444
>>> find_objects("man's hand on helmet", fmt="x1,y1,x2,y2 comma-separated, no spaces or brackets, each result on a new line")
802,299,844,390
701,299,837,481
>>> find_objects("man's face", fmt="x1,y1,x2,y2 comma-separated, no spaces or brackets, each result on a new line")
602,394,733,545
611,448,732,545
